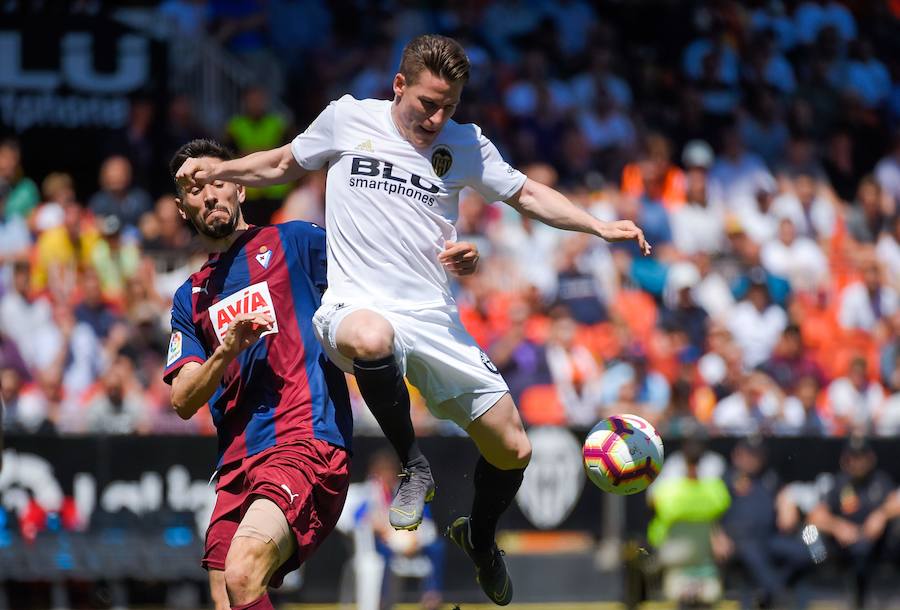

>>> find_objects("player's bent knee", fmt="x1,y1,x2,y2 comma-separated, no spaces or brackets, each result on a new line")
337,313,395,360
223,538,273,604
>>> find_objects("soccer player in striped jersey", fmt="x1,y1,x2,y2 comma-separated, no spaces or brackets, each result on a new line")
164,139,351,610
176,35,651,606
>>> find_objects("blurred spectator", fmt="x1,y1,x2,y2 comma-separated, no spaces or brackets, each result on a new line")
31,301,105,398
794,1,856,46
621,134,685,210
739,88,791,168
159,0,210,37
808,437,894,610
837,251,897,332
714,439,813,607
82,353,147,435
727,270,788,368
91,214,142,301
74,268,124,339
670,142,727,255
874,130,900,206
846,175,891,244
648,436,731,606
0,138,39,220
15,366,73,435
0,367,26,433
780,374,831,436
841,40,891,109
554,234,608,325
140,195,194,255
0,331,28,381
759,325,825,392
826,356,885,435
571,46,631,111
660,262,709,350
760,217,829,292
488,298,552,404
0,261,52,365
709,125,774,203
31,200,100,294
876,214,900,286
102,97,160,193
600,346,671,424
713,371,786,435
544,306,603,427
88,156,153,231
822,129,859,203
225,85,292,224
770,171,836,240
161,94,209,170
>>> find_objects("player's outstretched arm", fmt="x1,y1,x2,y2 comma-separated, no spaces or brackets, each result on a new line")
176,144,305,191
505,178,652,256
170,313,274,419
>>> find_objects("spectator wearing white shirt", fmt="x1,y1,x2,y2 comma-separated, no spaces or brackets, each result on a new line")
0,261,53,366
713,371,785,435
736,178,780,245
670,144,726,255
770,171,836,239
827,357,884,434
778,374,831,436
838,252,898,332
727,271,788,368
760,217,829,293
709,126,775,205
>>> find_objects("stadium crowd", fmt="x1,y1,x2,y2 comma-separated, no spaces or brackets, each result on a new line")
2,0,900,439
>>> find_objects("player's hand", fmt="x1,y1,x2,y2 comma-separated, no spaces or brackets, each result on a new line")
219,313,274,359
833,520,861,547
439,241,480,276
599,220,652,256
863,509,887,542
176,157,219,191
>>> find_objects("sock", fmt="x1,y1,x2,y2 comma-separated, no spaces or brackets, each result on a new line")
353,355,423,465
469,456,525,551
231,593,274,610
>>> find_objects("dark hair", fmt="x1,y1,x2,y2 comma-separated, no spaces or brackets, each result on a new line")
169,139,235,194
399,34,470,85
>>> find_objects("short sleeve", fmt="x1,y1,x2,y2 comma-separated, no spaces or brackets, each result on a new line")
291,101,337,171
468,130,527,203
163,282,208,384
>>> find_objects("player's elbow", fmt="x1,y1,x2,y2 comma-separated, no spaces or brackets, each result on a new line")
170,390,197,420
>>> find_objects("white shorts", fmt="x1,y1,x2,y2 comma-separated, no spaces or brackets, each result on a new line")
312,301,509,429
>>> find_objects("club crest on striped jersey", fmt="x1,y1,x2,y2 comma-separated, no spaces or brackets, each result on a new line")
208,281,279,345
431,145,452,177
255,246,272,269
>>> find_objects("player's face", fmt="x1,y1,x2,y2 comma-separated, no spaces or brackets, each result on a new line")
393,70,463,148
176,157,246,239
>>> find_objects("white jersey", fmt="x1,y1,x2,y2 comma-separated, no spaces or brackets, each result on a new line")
291,95,526,309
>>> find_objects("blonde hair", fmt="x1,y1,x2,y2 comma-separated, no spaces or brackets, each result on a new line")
399,34,470,85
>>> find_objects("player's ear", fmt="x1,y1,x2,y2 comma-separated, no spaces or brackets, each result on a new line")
393,73,406,99
236,183,246,204
174,197,187,221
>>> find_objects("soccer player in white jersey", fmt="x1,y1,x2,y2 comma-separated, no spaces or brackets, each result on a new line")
177,34,650,605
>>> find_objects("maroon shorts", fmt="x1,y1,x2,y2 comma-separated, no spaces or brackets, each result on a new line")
202,438,350,587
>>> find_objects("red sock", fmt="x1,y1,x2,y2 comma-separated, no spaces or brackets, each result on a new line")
231,593,274,610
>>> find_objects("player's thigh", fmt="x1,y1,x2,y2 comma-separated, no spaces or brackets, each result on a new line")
466,392,532,470
208,569,229,610
334,308,396,360
226,498,295,589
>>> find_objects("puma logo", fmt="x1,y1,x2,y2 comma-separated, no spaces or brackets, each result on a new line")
280,483,300,505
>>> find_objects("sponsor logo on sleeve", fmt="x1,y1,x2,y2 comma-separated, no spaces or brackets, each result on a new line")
208,281,279,345
167,331,183,366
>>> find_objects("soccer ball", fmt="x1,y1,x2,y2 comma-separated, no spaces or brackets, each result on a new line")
583,414,664,495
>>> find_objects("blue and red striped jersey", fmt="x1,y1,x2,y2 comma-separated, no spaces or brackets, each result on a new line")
163,221,352,469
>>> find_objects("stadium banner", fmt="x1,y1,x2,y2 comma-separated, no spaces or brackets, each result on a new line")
3,433,894,536
0,15,168,194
